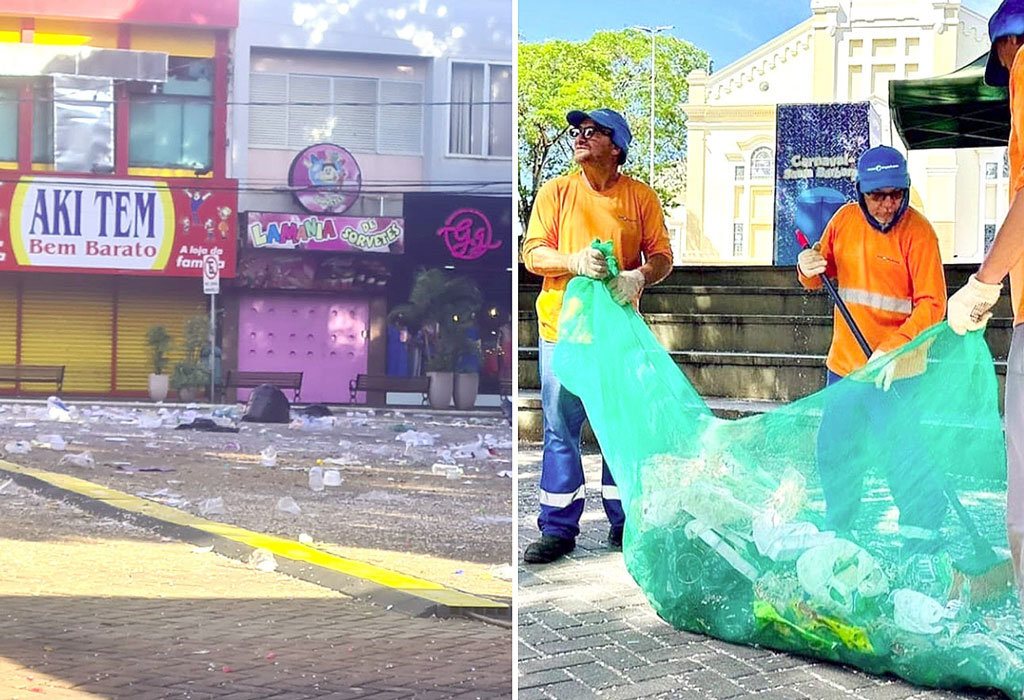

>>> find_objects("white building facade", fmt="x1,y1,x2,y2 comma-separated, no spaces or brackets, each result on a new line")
676,0,1000,265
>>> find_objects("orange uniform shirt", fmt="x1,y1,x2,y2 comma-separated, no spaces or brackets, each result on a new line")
523,172,673,343
797,202,947,377
1008,49,1024,326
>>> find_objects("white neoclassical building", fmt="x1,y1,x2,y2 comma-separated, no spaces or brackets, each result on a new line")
673,0,1002,265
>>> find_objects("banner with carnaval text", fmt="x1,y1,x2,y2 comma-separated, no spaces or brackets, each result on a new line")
773,102,880,265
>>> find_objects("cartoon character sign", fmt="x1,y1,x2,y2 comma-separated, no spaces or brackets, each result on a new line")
288,144,362,215
183,189,212,225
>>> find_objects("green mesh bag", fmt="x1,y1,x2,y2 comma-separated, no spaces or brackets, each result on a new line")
553,253,1022,697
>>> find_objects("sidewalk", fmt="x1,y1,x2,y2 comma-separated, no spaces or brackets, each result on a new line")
517,447,1001,700
0,479,512,699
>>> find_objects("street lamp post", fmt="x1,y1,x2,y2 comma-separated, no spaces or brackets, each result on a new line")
633,25,673,187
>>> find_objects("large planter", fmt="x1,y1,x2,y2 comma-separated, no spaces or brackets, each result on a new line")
453,372,479,410
427,371,454,409
148,374,169,402
177,387,198,403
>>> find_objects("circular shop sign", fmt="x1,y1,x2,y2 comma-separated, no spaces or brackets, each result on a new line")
288,143,363,215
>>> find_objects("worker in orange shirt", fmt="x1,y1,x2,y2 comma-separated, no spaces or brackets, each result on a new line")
947,0,1024,602
521,108,673,564
797,145,948,552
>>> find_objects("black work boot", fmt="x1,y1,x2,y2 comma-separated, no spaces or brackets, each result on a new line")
608,526,624,550
523,535,575,564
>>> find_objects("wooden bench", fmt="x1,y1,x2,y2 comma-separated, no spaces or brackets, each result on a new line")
349,374,431,404
224,370,304,401
0,364,65,393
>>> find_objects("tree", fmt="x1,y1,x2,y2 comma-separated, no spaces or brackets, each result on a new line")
518,30,709,233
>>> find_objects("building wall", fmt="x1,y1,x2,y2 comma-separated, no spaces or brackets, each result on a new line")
231,0,513,209
679,0,999,265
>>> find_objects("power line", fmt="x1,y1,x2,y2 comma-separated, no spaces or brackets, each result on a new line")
0,96,513,107
0,176,513,197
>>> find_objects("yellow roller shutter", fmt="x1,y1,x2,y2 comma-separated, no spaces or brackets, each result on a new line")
21,276,114,394
0,277,17,390
115,278,205,393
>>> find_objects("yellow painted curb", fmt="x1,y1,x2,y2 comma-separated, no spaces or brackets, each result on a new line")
0,461,506,610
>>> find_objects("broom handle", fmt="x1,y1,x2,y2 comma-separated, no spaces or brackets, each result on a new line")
796,230,872,359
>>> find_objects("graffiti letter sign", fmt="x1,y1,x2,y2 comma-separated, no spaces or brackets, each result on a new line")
437,208,502,261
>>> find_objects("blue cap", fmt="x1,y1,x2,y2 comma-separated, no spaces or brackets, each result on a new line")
986,0,1024,86
567,108,632,164
856,146,910,193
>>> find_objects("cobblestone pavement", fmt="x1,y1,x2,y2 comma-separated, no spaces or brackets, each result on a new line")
517,447,1004,700
0,482,512,699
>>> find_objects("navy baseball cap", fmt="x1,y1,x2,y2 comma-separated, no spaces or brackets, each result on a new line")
856,146,910,193
986,0,1024,86
567,108,632,164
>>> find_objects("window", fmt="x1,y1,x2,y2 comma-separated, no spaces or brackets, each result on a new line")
129,57,212,169
733,223,745,257
734,165,745,181
449,62,511,157
980,153,1009,260
249,72,423,155
985,223,997,254
750,147,773,179
32,79,53,164
0,81,18,161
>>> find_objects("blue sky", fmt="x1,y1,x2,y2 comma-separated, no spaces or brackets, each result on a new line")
518,0,1003,70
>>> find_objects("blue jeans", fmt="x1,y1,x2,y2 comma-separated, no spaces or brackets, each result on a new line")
538,339,625,540
817,368,946,537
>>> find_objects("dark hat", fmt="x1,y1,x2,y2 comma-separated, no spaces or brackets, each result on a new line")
985,0,1024,86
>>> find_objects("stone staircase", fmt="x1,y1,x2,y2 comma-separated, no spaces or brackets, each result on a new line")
517,263,1013,442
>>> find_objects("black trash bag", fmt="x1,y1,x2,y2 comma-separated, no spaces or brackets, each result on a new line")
298,403,333,418
241,384,291,423
175,417,239,433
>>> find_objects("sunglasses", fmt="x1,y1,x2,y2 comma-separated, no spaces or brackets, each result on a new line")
569,125,613,141
864,189,905,205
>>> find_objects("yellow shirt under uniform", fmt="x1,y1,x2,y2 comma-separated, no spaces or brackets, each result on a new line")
522,172,673,343
797,202,947,377
1008,49,1024,326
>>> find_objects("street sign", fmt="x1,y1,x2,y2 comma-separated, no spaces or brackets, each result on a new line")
202,254,220,295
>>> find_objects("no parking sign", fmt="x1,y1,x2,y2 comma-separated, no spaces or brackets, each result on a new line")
202,254,220,295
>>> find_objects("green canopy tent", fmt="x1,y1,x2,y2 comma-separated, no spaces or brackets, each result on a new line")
890,52,1010,149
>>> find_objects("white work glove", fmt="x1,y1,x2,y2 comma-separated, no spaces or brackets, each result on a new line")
608,269,645,306
868,349,896,392
797,243,827,277
566,247,609,279
947,274,1002,335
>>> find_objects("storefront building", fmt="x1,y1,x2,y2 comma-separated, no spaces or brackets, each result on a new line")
398,193,513,392
229,0,513,403
0,0,238,396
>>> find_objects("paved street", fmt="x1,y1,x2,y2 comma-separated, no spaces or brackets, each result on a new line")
0,476,512,699
517,447,1004,700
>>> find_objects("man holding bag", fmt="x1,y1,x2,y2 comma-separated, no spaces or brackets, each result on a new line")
521,107,673,563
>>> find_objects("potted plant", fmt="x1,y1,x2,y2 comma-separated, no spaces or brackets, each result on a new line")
170,315,210,402
389,269,482,409
453,321,482,410
146,325,172,401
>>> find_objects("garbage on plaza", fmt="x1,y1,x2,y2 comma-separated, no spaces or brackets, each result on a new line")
554,275,1024,698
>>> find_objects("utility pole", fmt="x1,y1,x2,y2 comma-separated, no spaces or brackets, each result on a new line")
633,25,674,187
